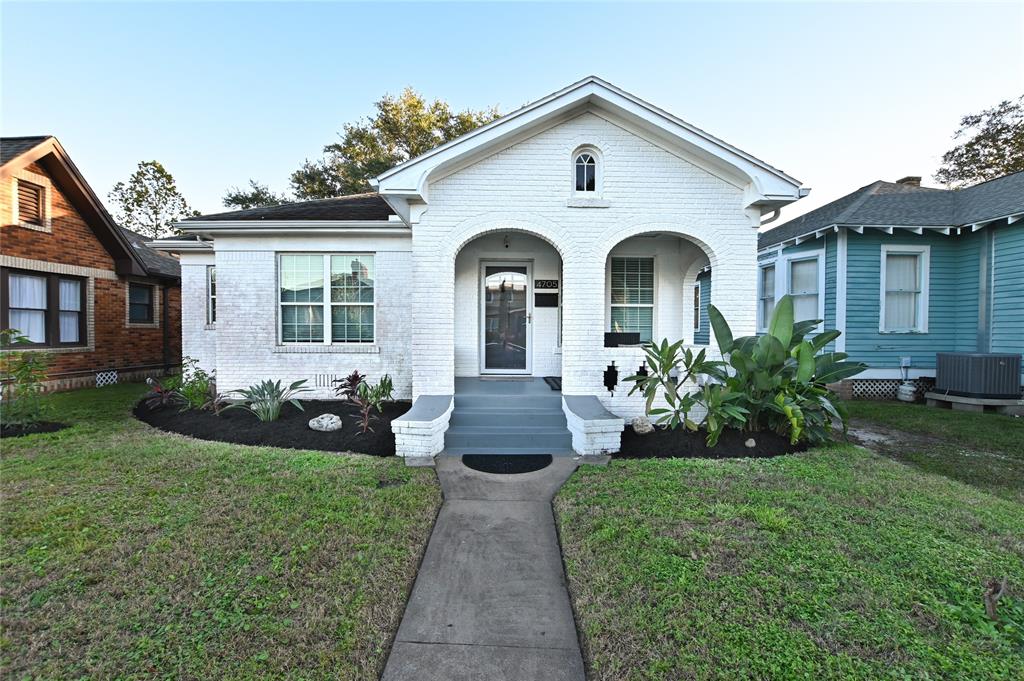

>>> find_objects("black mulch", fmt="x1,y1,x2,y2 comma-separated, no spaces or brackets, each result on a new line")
133,399,411,456
618,425,807,459
0,422,69,439
462,454,553,475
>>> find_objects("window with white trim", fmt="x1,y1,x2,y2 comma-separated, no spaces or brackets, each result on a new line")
279,254,374,344
609,256,654,342
207,266,216,325
574,152,597,193
788,256,820,323
758,264,776,330
881,246,928,332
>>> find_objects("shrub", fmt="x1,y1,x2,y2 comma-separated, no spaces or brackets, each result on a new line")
708,295,866,445
143,377,186,411
354,374,394,434
225,379,309,422
175,357,215,411
0,329,52,427
626,295,866,446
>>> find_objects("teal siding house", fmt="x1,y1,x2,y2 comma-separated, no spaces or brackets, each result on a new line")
758,172,1024,395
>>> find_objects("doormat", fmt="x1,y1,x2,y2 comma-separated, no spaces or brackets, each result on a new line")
462,454,553,475
543,376,562,391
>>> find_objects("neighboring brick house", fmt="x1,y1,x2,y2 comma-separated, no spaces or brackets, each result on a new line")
1,136,182,391
155,77,806,456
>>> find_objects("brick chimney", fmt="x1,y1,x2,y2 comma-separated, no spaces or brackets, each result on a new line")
896,176,922,187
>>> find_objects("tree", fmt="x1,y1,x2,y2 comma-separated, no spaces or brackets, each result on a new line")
222,180,289,210
108,161,198,239
935,95,1024,188
290,88,500,199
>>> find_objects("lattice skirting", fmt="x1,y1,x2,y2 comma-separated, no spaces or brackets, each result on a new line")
847,378,935,401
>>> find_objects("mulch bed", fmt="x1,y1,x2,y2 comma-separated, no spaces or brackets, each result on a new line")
618,425,807,459
134,399,410,456
0,422,70,439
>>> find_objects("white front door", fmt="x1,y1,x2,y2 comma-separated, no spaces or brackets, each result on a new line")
480,261,532,374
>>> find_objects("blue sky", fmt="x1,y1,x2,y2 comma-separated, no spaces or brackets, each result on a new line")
3,1,1022,221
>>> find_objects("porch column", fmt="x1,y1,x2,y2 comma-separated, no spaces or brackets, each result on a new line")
559,250,604,396
410,229,456,400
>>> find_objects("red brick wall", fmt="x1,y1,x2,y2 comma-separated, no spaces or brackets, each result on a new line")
2,160,182,386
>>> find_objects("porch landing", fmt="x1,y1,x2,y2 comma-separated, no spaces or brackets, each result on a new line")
444,378,574,456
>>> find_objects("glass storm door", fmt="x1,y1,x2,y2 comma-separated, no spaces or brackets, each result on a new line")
480,262,531,374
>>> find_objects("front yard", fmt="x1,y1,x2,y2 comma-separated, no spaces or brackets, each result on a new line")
555,442,1024,679
0,384,441,679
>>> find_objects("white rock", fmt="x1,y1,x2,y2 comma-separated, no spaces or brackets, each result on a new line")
631,416,654,435
744,438,756,448
308,413,343,432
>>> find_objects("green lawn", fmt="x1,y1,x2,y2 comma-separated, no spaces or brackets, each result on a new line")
555,445,1024,680
0,384,441,679
846,400,1024,502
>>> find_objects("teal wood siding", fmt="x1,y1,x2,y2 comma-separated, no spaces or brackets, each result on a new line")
694,270,711,345
780,234,837,350
953,230,982,352
845,231,963,371
991,223,1024,364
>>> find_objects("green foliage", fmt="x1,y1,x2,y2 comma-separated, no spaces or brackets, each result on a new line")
108,160,198,239
354,374,394,434
707,295,866,445
172,357,215,411
222,180,289,210
625,339,727,432
289,88,500,198
935,94,1024,188
0,329,52,427
225,379,310,422
143,376,185,411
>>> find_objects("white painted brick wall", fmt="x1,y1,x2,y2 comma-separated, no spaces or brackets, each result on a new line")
179,253,217,373
410,112,757,422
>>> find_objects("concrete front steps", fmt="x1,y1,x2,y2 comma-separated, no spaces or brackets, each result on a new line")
444,378,573,455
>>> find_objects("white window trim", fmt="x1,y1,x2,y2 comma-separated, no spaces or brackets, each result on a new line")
570,145,603,197
693,280,702,332
606,255,656,342
206,265,216,326
779,248,825,329
879,244,930,334
10,168,53,233
277,252,376,345
756,261,777,332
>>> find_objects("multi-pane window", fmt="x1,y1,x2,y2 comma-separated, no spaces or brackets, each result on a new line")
759,265,775,329
207,266,216,324
882,250,925,332
610,257,654,342
693,283,701,331
279,254,374,344
574,152,596,192
1,268,86,346
128,283,155,323
788,257,819,322
17,180,44,225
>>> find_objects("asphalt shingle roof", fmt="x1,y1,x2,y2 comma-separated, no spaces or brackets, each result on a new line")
759,171,1024,249
187,192,395,222
118,227,181,278
0,136,52,165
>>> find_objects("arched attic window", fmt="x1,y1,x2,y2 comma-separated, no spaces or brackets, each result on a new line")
573,150,599,193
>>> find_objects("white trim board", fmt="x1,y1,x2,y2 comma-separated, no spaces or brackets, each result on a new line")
878,244,931,334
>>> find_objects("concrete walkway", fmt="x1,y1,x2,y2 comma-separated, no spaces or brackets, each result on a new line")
381,456,586,681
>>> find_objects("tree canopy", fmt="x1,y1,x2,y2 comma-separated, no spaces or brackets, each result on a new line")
108,160,197,239
935,95,1024,188
221,88,500,208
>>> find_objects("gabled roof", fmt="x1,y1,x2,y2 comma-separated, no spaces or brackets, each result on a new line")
759,171,1024,250
118,227,181,277
373,76,807,224
1,136,179,281
184,192,394,222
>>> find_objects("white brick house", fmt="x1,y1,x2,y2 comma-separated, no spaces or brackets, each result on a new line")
156,77,806,457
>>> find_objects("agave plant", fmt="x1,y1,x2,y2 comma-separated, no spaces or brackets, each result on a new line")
707,294,867,445
224,379,310,422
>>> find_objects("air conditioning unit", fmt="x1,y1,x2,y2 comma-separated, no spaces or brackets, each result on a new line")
935,353,1022,399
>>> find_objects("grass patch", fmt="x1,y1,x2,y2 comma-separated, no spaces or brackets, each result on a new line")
846,400,1024,502
555,445,1024,680
845,400,1024,457
1,384,441,679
